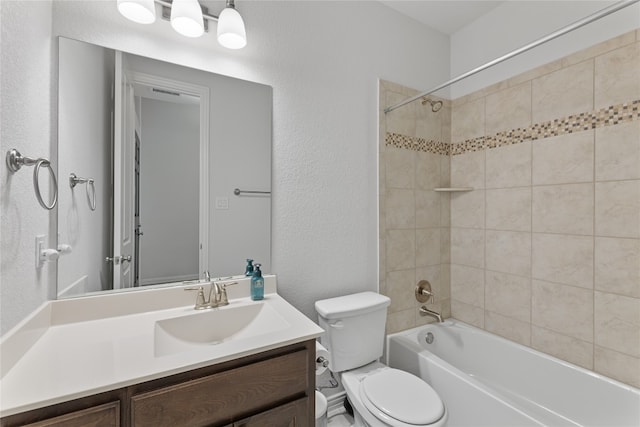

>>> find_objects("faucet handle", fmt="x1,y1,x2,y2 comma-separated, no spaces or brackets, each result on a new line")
220,281,238,288
415,280,434,303
185,286,208,309
218,281,238,306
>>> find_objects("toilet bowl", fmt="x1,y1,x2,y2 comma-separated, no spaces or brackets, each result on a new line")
315,292,447,427
341,363,446,427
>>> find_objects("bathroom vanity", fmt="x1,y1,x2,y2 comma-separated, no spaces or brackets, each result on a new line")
2,340,313,426
0,276,323,426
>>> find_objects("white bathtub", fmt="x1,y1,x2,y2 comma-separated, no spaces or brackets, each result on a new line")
387,320,640,427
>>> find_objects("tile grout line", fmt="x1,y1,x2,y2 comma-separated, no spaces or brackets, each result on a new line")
591,60,597,371
530,78,534,348
483,97,487,330
529,78,534,348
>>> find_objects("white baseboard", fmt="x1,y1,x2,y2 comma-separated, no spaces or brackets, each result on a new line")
327,391,347,417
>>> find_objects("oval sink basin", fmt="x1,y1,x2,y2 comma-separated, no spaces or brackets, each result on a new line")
154,302,290,356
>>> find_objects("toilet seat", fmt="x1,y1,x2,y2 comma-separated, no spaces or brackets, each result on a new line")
359,368,445,427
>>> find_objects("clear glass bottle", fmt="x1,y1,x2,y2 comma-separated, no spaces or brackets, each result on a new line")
250,263,264,301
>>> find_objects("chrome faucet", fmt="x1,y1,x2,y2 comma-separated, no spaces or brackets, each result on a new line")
184,272,237,310
184,283,218,310
415,280,444,323
420,306,444,323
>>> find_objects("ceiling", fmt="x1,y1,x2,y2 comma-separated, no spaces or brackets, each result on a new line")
379,1,504,35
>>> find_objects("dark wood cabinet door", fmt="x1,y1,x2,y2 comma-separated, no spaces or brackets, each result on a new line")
233,397,309,427
130,349,309,427
22,402,119,427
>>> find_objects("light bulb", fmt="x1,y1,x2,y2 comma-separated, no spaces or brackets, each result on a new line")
117,0,156,24
171,0,204,38
217,6,247,49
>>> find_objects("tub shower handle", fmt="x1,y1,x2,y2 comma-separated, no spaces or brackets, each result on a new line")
418,288,433,297
415,280,434,303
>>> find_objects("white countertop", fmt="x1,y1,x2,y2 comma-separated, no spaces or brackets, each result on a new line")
0,276,323,417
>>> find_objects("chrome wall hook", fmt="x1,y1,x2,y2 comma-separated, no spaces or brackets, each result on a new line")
6,149,58,210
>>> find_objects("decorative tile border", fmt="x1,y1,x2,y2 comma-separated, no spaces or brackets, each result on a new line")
386,99,640,156
385,133,450,155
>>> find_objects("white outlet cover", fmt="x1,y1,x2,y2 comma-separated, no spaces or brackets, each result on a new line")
215,197,229,210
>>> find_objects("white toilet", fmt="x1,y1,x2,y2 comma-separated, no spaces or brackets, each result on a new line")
315,292,447,427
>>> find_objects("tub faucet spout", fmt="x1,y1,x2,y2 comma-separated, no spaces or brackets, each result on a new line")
420,305,443,323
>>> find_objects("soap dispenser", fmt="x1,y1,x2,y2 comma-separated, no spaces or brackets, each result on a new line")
245,259,254,276
251,263,264,301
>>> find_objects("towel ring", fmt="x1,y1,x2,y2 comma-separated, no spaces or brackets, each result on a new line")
70,173,96,211
87,179,96,211
6,149,58,210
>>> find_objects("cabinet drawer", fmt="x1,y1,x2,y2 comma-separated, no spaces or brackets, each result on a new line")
131,349,309,427
22,402,120,427
233,397,309,427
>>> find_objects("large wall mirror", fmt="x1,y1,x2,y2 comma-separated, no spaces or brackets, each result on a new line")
57,37,272,299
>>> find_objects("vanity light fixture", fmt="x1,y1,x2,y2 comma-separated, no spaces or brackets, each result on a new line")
216,0,247,49
117,0,247,49
117,0,156,24
170,0,204,38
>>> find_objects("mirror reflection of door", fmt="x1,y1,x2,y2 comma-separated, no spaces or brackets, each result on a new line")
57,37,270,299
113,51,135,289
112,53,205,289
134,130,141,285
134,84,201,286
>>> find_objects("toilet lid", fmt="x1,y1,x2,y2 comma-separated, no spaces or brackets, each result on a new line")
361,368,444,425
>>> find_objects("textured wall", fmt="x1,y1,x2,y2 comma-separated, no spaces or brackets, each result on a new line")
1,1,450,333
450,1,640,98
1,1,55,334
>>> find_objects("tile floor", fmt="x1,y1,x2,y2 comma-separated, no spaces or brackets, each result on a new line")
327,412,353,427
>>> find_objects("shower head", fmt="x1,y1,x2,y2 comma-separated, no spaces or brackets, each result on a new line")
421,97,443,112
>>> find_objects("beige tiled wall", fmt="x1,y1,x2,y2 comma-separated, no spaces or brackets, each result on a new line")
449,30,640,387
379,80,451,334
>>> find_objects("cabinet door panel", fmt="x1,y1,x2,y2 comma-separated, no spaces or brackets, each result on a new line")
131,349,308,426
233,397,309,427
23,402,119,427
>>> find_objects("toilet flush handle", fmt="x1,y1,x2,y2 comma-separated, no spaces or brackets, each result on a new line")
328,320,344,329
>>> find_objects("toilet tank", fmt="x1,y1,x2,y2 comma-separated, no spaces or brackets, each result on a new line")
315,292,390,373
